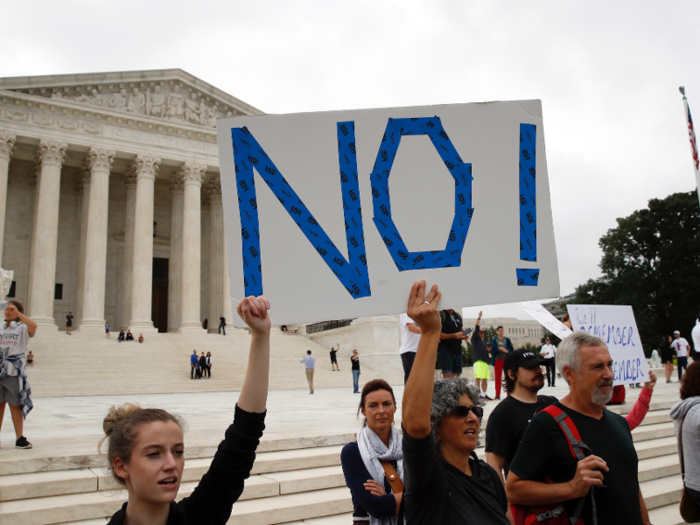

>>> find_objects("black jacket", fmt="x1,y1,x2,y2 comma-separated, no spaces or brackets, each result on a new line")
107,405,266,525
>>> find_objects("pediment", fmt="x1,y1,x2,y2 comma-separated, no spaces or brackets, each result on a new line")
0,69,263,129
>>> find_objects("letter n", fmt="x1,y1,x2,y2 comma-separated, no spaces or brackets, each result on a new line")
231,124,371,299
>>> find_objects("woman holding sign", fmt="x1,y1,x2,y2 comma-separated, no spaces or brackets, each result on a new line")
101,295,271,525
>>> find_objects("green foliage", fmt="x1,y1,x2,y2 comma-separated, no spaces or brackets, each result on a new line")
523,342,540,355
573,191,700,354
463,341,474,367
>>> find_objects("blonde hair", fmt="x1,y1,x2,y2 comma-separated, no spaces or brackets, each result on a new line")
99,403,184,485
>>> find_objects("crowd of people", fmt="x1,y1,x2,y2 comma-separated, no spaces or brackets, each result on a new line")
1,284,699,524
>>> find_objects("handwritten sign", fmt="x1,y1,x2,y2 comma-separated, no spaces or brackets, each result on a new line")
566,304,650,385
217,101,559,326
518,301,573,340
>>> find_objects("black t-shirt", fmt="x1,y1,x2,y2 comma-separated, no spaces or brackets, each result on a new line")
471,322,490,363
485,394,558,476
351,356,360,371
438,311,463,355
330,349,338,361
509,402,642,525
402,426,509,525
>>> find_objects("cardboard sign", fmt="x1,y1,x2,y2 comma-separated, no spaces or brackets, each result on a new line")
217,101,559,326
566,304,650,385
518,301,573,340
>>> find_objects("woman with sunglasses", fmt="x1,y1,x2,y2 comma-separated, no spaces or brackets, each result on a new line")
401,281,510,524
102,295,271,525
341,379,403,525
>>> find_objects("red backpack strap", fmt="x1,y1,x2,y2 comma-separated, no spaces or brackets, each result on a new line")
541,405,589,461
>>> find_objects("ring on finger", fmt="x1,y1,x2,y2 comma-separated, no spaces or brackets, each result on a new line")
423,301,430,305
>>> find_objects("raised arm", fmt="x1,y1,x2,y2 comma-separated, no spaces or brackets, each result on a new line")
402,281,441,439
236,296,271,414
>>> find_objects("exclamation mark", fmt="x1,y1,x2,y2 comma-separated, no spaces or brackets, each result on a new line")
516,123,539,286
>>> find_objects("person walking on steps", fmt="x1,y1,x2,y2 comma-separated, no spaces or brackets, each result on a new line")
351,350,361,394
65,311,73,335
300,350,316,394
218,316,226,335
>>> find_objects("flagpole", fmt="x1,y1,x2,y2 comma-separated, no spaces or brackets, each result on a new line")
679,86,700,208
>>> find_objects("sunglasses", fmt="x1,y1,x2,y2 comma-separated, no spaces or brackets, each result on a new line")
451,405,483,419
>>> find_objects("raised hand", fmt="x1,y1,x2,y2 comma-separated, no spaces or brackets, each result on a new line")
236,295,271,335
644,370,657,390
407,280,441,334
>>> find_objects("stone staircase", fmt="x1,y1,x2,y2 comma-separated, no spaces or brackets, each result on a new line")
0,388,688,525
24,329,401,397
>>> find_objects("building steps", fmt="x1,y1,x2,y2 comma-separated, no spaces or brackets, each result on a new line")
0,402,688,525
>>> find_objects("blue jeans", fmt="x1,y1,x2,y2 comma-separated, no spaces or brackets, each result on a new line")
352,369,360,393
678,356,688,380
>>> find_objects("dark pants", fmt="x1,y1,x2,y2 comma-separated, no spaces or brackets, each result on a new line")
219,323,226,335
401,352,416,385
196,366,202,379
204,365,210,378
678,356,688,380
686,486,700,513
544,358,556,386
191,366,195,379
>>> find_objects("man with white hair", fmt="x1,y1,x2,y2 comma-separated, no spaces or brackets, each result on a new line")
506,332,652,525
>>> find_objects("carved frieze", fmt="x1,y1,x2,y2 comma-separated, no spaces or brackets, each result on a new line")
10,82,239,128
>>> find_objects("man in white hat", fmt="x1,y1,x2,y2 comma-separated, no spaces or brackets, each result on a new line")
671,330,690,381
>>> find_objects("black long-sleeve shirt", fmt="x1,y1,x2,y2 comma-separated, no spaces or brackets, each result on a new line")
471,322,490,363
107,404,266,525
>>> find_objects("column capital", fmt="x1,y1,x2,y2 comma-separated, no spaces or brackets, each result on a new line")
131,154,160,181
123,167,138,189
87,147,116,173
0,133,16,161
169,173,185,194
37,140,68,167
206,178,223,202
75,166,91,195
179,162,206,186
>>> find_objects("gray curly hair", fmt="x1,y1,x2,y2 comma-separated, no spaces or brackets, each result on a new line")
430,377,482,432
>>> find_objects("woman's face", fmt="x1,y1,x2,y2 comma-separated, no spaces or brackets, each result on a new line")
361,389,396,434
436,393,480,455
114,421,185,506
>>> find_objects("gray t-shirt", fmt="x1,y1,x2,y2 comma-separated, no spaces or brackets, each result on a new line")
402,426,509,525
0,323,31,376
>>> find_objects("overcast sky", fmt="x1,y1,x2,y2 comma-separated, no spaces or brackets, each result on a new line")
2,1,698,319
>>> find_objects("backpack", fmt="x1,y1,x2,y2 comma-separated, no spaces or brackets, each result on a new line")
511,405,596,525
606,385,625,405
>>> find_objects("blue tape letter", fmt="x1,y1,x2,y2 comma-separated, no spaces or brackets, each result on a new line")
370,117,473,271
231,123,371,299
517,123,539,286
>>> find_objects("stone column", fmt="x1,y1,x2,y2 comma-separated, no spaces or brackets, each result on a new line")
77,148,115,331
128,155,160,333
0,133,16,267
74,168,90,325
178,163,206,332
167,174,184,332
120,171,137,330
27,140,67,328
208,179,224,333
223,240,234,324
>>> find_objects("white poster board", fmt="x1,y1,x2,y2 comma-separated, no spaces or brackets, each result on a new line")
217,101,559,326
518,301,573,340
566,304,650,385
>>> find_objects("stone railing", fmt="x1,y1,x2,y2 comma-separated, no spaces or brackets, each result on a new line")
305,319,354,334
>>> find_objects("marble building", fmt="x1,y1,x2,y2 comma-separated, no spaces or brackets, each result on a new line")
0,69,263,333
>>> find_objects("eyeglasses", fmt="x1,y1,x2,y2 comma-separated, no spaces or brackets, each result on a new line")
451,405,483,419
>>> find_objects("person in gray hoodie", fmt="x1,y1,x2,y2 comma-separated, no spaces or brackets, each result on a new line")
670,360,700,511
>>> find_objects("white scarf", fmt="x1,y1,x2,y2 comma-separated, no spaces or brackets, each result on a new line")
357,424,404,525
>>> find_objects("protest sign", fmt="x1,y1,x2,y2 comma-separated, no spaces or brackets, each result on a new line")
217,101,560,326
566,304,650,385
518,301,573,340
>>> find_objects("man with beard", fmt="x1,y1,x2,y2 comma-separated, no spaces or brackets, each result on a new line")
485,350,557,488
506,332,652,525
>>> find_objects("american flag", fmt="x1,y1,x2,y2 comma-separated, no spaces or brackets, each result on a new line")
686,103,699,171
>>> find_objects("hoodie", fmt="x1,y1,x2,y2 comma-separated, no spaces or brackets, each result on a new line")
670,396,700,491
